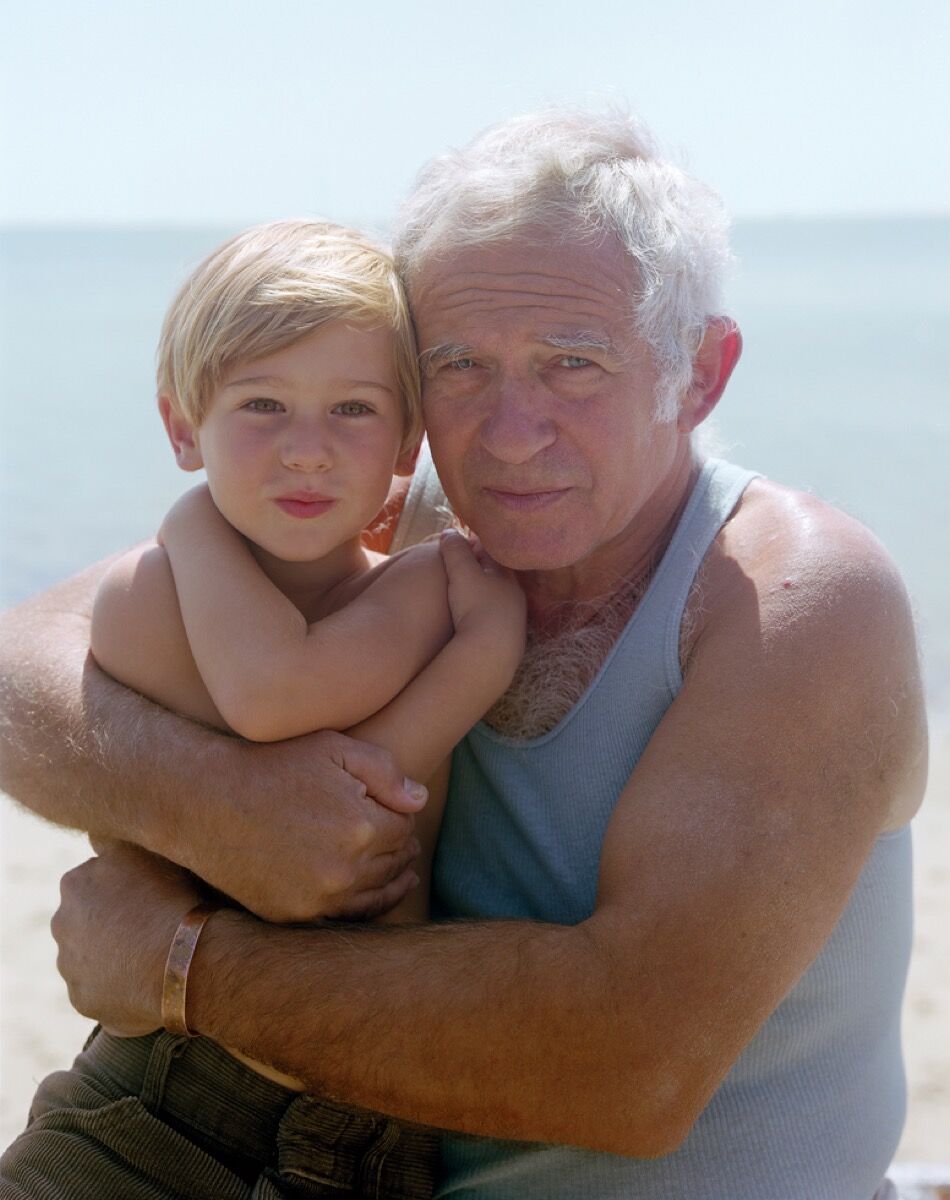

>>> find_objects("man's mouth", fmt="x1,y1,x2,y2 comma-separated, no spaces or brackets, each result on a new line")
482,487,571,512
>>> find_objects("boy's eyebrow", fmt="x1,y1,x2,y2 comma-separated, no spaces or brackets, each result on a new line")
222,374,288,389
222,374,394,393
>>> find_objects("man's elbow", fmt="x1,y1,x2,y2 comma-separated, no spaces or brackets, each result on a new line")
590,1086,702,1159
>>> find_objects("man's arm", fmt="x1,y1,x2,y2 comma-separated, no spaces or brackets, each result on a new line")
52,490,929,1156
0,560,426,922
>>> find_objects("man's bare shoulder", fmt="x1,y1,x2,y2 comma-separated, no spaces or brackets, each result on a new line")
690,475,927,829
702,476,910,625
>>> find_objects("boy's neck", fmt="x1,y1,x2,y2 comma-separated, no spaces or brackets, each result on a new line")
248,537,377,623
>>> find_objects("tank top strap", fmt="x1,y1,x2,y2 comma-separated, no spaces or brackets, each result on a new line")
621,457,762,694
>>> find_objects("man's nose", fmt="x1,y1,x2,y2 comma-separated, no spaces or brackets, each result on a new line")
478,379,556,464
280,422,333,472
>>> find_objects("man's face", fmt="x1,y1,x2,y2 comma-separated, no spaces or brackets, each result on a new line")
413,233,688,575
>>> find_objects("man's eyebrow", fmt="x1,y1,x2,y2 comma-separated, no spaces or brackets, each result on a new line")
539,332,620,355
417,343,474,371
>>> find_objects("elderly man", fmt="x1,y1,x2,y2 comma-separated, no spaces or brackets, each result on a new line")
0,110,926,1199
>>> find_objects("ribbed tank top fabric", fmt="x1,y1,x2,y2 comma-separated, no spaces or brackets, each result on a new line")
429,458,912,1200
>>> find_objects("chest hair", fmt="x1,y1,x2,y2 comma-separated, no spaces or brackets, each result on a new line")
483,567,706,740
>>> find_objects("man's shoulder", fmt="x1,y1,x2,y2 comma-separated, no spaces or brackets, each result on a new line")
687,473,926,831
710,475,907,614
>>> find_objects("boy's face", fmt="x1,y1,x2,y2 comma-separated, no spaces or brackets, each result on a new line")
164,322,409,563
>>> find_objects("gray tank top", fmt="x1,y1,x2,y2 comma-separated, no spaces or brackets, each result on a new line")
420,457,911,1200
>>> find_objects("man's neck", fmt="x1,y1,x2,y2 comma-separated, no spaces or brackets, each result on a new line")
484,453,704,739
518,450,701,637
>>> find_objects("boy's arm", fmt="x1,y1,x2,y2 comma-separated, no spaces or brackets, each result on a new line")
159,487,459,741
348,531,525,786
0,561,424,923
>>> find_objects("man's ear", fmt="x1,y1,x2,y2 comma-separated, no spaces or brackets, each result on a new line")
158,394,204,471
677,320,742,433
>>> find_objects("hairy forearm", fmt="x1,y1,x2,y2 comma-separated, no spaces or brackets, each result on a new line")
189,908,681,1156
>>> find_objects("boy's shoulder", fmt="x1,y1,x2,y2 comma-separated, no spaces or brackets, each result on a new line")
91,540,222,728
303,540,449,627
92,541,179,634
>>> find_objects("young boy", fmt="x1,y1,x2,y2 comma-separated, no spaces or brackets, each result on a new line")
1,219,525,1199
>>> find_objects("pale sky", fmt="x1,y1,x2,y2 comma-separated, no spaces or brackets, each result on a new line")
2,0,948,226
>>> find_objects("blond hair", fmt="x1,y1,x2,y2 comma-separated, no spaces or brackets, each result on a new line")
157,219,422,450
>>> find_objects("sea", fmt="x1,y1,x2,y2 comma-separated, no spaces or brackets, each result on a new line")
2,218,949,711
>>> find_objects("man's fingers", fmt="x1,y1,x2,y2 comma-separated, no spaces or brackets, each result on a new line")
363,836,421,889
336,733,427,816
332,865,420,922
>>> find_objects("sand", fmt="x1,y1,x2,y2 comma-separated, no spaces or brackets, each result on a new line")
2,726,949,1170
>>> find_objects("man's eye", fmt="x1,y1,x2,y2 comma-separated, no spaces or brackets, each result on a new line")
244,399,282,413
334,401,372,416
447,358,477,372
558,356,592,369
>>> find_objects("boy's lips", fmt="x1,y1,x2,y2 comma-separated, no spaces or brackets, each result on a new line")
273,492,337,519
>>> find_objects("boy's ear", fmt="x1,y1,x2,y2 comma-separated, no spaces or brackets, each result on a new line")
158,394,204,471
677,319,742,433
394,439,422,478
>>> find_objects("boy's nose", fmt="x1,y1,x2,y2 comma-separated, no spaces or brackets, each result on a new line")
280,428,333,473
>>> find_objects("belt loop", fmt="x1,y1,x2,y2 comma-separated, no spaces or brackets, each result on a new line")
141,1030,190,1113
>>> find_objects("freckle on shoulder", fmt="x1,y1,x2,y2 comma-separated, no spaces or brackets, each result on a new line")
725,478,899,577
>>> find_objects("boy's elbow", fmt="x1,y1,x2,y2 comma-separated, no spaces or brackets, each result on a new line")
216,691,286,742
215,677,318,743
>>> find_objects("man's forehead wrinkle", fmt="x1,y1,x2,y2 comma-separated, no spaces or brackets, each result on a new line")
442,271,627,306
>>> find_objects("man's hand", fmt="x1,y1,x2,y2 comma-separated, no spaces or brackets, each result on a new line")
53,841,204,1037
173,730,428,924
0,563,428,926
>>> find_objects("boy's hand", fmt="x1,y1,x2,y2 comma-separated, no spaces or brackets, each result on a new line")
439,530,527,678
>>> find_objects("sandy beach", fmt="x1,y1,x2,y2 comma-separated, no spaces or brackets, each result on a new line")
2,724,949,1169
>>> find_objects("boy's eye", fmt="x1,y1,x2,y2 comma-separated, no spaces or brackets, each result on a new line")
334,401,372,416
244,398,283,413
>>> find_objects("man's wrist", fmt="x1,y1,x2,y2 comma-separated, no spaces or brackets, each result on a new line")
185,905,261,1041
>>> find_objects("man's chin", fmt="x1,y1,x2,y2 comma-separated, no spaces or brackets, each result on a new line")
471,529,588,574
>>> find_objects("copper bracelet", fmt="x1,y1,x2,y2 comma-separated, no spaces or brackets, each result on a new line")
161,901,219,1038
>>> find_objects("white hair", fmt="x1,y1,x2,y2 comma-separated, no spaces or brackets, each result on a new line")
393,108,734,421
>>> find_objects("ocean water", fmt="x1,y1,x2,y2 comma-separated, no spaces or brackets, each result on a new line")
2,219,948,706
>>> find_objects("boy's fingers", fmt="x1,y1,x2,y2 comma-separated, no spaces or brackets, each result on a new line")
439,529,487,576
